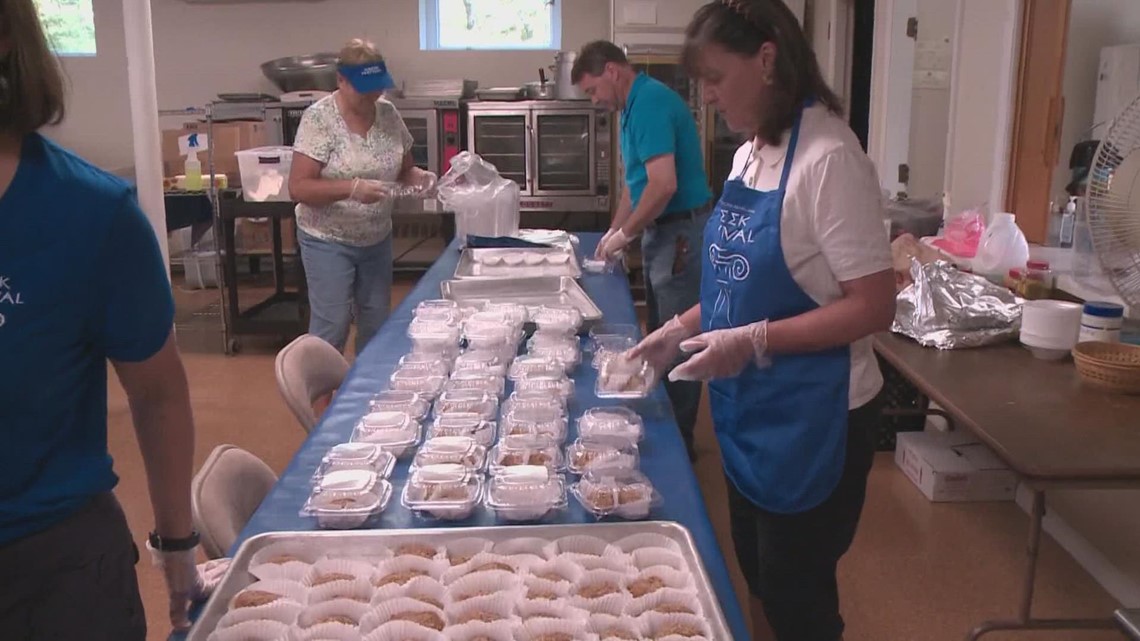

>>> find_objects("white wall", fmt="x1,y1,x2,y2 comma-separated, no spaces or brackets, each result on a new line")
45,0,610,171
905,0,956,199
942,0,1019,215
1052,0,1140,197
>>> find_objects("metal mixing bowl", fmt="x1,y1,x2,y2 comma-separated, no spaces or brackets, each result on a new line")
261,54,340,93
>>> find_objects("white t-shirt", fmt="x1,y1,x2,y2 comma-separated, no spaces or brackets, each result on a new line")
292,94,413,247
729,104,892,409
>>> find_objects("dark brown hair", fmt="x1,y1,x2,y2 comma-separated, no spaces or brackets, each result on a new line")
0,0,67,135
683,0,842,144
570,40,628,84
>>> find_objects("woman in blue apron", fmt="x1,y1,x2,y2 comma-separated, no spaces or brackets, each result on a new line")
631,2,897,639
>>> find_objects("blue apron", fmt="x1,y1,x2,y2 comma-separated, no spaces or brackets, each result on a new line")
701,106,851,514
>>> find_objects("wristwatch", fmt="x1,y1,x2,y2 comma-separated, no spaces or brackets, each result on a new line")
148,530,200,552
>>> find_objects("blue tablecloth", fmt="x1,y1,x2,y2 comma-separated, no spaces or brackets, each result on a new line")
218,234,749,639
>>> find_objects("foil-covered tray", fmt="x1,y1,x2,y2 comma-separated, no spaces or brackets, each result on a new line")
441,276,603,323
186,521,733,641
454,247,582,280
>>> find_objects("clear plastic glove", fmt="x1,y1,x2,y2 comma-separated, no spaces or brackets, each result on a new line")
348,178,388,205
668,319,770,382
598,227,634,261
409,170,438,195
595,227,618,260
627,315,698,381
147,542,225,632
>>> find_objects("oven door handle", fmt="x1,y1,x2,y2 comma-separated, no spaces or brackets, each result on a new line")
527,121,537,195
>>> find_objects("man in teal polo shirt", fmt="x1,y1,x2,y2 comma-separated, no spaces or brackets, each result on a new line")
573,41,711,459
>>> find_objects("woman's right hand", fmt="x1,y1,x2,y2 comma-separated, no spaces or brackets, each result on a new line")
349,179,389,205
628,315,698,379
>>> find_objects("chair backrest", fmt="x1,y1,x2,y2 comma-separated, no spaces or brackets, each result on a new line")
191,445,278,559
275,334,350,432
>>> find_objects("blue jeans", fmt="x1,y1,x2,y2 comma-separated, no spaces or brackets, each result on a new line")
641,205,710,453
298,229,393,354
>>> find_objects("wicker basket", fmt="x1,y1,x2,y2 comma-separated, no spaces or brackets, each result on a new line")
1071,342,1140,394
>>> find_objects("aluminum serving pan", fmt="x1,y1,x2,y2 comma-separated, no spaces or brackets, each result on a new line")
185,521,732,640
454,247,582,280
441,276,603,324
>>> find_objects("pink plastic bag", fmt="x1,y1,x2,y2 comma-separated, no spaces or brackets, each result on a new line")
931,209,985,258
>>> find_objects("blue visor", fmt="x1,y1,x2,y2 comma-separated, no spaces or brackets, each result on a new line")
338,61,396,93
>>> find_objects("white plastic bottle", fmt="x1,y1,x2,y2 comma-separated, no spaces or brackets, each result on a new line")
184,151,203,191
975,212,1029,282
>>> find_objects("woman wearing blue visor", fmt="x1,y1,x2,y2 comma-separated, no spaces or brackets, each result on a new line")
629,1,895,639
289,39,436,354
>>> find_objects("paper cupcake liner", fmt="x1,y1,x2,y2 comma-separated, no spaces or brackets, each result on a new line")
325,546,392,565
360,596,447,635
206,619,289,641
639,611,712,639
626,587,702,618
575,568,633,598
569,592,631,617
391,541,445,562
522,576,572,601
444,591,517,625
504,553,547,572
249,542,321,581
445,570,522,603
443,537,493,567
613,533,682,555
525,557,585,586
360,620,448,641
305,559,377,587
625,567,696,598
441,552,523,585
216,600,303,629
517,616,593,641
295,598,370,630
442,620,518,641
613,496,653,520
547,534,617,559
290,623,363,641
516,598,589,622
229,580,309,610
307,577,374,605
372,556,446,589
490,537,549,559
563,553,632,573
371,575,448,611
588,613,647,641
631,548,687,573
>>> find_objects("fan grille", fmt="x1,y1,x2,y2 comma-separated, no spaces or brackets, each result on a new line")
1087,94,1140,310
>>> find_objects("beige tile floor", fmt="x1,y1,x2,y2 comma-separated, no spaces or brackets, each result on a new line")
106,277,1124,641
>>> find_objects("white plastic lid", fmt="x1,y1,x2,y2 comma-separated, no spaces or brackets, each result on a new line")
318,469,378,494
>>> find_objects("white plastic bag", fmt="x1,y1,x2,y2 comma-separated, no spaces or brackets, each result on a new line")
435,152,520,247
974,212,1029,278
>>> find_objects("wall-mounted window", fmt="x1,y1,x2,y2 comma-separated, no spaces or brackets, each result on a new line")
420,0,561,51
35,0,97,57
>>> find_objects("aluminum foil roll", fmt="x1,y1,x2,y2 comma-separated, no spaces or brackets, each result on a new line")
891,259,1022,349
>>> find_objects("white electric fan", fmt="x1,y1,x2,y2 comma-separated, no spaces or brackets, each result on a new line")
1086,94,1140,310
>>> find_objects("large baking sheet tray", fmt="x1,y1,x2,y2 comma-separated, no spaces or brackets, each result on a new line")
441,276,603,322
186,521,733,640
454,247,582,280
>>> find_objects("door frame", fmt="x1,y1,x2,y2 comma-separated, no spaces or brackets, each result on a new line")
867,0,917,197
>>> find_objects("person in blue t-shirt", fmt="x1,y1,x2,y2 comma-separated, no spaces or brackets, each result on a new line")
0,2,218,637
572,41,712,460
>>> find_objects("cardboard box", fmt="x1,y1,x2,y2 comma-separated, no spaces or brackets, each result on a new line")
162,121,269,183
894,431,1019,502
237,217,297,254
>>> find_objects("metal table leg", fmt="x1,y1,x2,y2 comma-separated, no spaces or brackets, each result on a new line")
965,490,1117,639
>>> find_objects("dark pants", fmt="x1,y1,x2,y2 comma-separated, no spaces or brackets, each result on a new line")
727,393,881,641
641,205,710,456
0,493,146,641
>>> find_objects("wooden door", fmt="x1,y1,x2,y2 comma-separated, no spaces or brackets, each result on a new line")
1005,0,1073,243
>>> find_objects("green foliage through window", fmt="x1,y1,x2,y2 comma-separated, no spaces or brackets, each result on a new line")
34,0,97,56
422,0,560,51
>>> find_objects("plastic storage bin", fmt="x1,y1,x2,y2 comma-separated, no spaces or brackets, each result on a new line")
236,147,294,202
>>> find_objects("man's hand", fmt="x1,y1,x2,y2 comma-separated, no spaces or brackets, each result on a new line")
598,227,634,261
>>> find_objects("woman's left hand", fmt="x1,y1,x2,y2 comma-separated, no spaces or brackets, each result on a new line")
669,320,770,382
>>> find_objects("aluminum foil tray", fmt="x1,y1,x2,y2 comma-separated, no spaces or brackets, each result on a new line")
441,276,602,323
186,521,732,641
454,247,582,280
